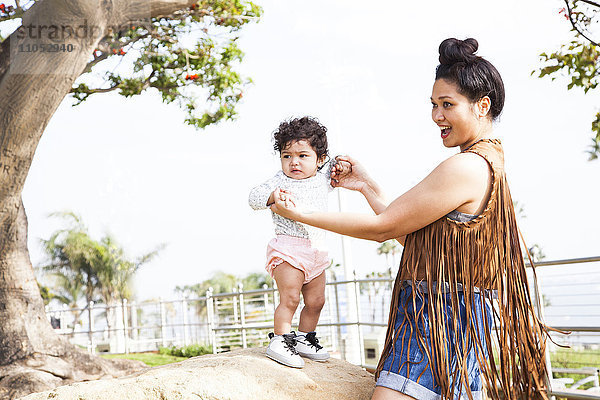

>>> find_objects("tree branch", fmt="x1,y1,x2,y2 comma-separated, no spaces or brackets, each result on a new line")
152,83,178,91
71,69,156,99
83,86,121,95
141,75,153,90
148,0,197,18
82,32,150,74
565,0,599,46
115,0,197,21
578,0,600,8
0,30,10,80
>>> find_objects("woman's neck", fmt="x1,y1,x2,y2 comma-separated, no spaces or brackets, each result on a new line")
460,125,494,152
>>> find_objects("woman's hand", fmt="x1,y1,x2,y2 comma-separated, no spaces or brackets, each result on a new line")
332,155,390,217
270,188,302,221
331,155,370,193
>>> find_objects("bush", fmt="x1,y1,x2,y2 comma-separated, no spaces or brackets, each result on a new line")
102,352,186,367
159,343,213,358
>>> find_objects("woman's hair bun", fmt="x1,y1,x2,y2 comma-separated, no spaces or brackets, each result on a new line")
438,38,479,65
435,37,505,120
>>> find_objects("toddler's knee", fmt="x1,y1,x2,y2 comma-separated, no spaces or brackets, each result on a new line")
304,295,325,311
280,293,301,310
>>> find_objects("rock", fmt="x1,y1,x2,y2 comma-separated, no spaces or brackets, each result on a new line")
19,348,375,400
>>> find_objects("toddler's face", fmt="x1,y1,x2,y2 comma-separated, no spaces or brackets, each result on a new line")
280,140,324,180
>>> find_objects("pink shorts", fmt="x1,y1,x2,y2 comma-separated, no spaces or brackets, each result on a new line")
266,235,329,284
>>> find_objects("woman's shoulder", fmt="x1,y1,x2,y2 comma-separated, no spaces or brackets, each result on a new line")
433,151,491,190
463,138,504,170
439,139,503,172
441,150,490,172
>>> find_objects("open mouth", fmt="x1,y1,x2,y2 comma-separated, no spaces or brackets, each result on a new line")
440,126,452,139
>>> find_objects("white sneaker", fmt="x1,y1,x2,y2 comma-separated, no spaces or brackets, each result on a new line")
295,331,330,361
265,332,305,368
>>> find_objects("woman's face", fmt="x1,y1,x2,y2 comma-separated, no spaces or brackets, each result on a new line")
431,79,489,150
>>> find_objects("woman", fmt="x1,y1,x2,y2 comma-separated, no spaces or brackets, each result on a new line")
271,38,550,400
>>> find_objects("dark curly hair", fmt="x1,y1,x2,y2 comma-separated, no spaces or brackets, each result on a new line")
273,116,329,160
435,38,505,121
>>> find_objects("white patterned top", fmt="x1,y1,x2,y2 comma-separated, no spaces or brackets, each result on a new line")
248,161,335,250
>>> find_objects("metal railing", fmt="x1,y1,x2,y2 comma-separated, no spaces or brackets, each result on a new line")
526,256,600,399
45,256,600,399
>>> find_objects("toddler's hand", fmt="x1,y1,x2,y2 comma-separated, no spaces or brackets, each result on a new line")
277,188,296,208
330,155,369,192
331,158,352,186
270,188,301,220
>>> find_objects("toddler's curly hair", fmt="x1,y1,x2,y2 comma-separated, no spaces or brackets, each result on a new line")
273,116,329,160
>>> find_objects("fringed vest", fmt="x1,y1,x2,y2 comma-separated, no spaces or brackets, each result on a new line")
375,139,550,400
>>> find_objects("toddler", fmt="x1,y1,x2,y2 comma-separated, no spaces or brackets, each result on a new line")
248,116,346,368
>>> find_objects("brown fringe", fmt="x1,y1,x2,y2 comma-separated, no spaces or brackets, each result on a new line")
375,139,551,400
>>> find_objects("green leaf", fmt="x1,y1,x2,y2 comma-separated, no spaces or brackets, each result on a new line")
68,0,262,129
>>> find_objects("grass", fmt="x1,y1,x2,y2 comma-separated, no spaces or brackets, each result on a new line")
551,347,600,391
552,347,600,369
489,346,600,393
101,352,187,367
158,343,212,358
100,344,214,367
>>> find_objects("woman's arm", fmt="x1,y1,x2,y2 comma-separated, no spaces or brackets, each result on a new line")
272,152,490,242
332,156,407,245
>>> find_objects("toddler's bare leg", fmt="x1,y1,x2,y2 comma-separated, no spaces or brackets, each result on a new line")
298,271,326,333
272,262,304,335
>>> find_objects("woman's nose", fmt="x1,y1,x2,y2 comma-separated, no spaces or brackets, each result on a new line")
432,108,445,121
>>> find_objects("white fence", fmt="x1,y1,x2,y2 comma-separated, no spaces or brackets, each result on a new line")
46,256,600,399
45,270,383,361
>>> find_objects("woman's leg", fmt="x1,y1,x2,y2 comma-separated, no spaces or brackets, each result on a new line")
371,387,417,400
298,271,326,332
272,262,304,334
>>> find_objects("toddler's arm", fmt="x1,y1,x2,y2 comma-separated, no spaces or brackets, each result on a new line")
248,173,281,210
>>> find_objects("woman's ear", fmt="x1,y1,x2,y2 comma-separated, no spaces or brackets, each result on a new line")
477,96,491,118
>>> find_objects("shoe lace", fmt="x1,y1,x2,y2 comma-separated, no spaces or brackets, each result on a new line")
282,334,300,354
304,332,323,351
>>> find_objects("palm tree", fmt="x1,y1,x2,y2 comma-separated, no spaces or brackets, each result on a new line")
176,271,238,297
40,211,163,340
50,271,86,331
241,272,273,291
376,240,400,275
359,271,390,326
176,271,239,321
92,234,163,336
40,212,101,310
40,212,104,345
175,271,273,323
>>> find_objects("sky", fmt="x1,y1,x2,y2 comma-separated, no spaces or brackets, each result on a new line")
15,0,600,303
